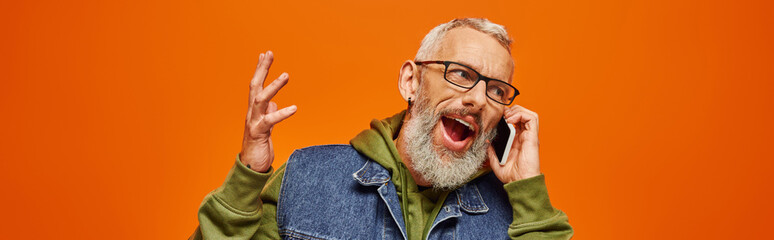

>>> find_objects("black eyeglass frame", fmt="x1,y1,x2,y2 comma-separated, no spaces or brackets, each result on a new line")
414,60,520,105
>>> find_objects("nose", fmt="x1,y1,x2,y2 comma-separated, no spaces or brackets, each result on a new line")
461,81,488,110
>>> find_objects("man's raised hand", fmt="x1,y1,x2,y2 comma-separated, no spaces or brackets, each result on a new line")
240,51,297,172
487,105,541,183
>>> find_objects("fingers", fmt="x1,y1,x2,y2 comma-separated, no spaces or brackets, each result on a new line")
505,105,539,131
247,51,274,117
262,105,298,128
487,145,516,184
504,105,536,119
504,105,539,148
250,51,275,92
250,73,289,120
267,101,278,114
243,51,295,135
506,112,533,126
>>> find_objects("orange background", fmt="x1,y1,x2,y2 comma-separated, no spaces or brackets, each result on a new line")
2,0,773,239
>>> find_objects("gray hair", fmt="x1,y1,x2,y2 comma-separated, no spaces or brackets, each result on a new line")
414,18,512,61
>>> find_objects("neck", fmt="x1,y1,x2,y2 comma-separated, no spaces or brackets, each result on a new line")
394,113,433,187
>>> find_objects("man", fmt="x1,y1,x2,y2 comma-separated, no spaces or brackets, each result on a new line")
191,18,572,239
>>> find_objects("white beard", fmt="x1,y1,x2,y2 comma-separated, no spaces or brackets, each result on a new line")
401,91,497,191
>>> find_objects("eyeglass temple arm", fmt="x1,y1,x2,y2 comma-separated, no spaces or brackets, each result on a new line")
414,60,445,65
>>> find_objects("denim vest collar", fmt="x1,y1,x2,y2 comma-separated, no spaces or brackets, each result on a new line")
351,159,391,186
351,159,490,214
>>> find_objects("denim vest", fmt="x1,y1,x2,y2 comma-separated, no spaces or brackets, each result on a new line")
277,145,512,240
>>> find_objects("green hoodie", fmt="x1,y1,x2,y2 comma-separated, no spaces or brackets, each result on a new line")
191,111,572,240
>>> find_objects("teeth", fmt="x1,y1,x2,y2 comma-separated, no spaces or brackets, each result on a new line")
453,118,473,131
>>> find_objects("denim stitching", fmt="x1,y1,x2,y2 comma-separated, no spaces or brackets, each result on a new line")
457,185,489,213
353,160,390,185
428,202,461,239
357,160,371,180
471,185,489,212
365,177,390,184
279,229,327,240
378,185,408,240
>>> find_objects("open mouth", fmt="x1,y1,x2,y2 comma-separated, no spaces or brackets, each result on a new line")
439,115,477,152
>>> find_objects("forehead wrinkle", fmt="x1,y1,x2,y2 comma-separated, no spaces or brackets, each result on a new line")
436,28,513,82
455,59,484,73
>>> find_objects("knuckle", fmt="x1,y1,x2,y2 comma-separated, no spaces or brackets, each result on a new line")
254,93,267,103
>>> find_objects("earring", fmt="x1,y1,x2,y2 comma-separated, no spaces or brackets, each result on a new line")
408,97,412,107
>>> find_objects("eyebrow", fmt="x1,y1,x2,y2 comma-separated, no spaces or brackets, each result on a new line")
455,60,505,81
455,60,484,73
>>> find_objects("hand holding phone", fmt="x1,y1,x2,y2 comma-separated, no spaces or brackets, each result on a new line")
489,105,542,184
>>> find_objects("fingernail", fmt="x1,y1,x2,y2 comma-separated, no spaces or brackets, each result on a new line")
281,72,288,79
267,50,273,57
288,105,297,111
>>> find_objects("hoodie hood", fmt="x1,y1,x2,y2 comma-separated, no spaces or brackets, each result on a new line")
350,111,408,188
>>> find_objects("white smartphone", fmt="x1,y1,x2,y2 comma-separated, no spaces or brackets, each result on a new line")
491,117,516,165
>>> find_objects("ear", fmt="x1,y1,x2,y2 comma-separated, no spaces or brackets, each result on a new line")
398,60,420,103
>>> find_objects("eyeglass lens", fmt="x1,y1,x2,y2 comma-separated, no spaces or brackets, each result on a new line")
444,62,514,104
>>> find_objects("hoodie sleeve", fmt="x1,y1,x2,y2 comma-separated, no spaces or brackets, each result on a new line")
504,174,574,239
189,155,285,240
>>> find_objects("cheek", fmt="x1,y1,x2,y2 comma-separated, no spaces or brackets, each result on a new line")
423,78,463,103
484,108,505,130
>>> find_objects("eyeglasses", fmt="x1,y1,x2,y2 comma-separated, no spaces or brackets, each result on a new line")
414,61,519,105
